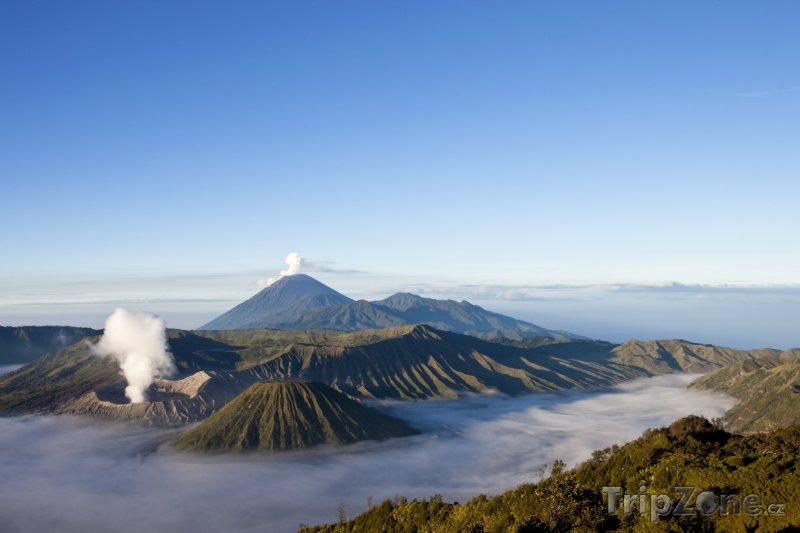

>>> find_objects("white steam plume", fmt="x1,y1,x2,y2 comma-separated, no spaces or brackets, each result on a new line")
92,308,176,403
257,252,303,288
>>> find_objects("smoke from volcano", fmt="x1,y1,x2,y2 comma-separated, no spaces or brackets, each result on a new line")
92,308,176,403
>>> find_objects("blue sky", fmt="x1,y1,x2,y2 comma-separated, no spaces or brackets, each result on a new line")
1,1,799,347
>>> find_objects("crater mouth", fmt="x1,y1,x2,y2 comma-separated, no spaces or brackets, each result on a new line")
95,381,191,404
93,371,212,405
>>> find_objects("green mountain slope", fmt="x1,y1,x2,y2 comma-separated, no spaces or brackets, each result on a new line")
0,330,248,416
0,338,119,413
302,416,800,532
0,325,101,364
244,325,646,399
244,326,775,400
0,327,392,416
174,380,417,452
609,338,777,373
1,325,774,418
691,356,800,433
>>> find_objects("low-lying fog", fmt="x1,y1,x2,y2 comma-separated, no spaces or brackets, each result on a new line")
0,374,733,533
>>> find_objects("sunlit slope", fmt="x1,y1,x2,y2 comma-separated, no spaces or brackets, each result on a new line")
0,338,119,413
174,380,417,452
245,326,771,400
0,327,434,414
0,325,776,416
691,354,800,433
303,416,800,532
610,338,778,373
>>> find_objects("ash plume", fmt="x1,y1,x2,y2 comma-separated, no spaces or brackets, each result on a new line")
92,308,176,403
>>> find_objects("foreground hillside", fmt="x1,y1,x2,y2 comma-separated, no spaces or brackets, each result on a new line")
175,380,417,452
0,325,776,421
302,416,800,532
691,354,800,433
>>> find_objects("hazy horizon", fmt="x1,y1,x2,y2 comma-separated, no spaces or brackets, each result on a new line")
2,267,797,349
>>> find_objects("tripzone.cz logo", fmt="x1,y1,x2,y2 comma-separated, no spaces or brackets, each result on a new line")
602,486,786,523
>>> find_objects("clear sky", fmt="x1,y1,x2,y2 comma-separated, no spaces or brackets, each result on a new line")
1,1,798,347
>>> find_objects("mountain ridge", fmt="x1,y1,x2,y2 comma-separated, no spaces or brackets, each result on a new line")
0,325,102,364
0,325,780,423
200,274,582,340
690,355,800,433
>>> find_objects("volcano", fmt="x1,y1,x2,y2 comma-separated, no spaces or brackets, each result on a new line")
200,274,353,330
201,274,583,340
174,380,417,452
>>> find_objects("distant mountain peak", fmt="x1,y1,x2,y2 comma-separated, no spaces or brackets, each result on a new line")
402,323,443,340
201,276,584,341
269,272,311,284
200,274,353,330
383,292,425,301
264,273,330,291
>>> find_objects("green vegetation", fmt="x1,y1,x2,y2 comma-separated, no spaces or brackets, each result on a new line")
2,324,776,416
174,380,417,452
609,338,778,374
245,326,773,400
301,416,800,532
0,339,119,412
691,357,800,433
166,325,444,373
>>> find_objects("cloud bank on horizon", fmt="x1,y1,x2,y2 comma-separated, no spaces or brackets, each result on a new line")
407,281,800,302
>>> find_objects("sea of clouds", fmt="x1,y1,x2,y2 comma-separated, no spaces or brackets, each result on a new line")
0,374,733,533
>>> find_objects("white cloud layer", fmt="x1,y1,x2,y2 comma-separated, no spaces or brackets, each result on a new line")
0,374,732,532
